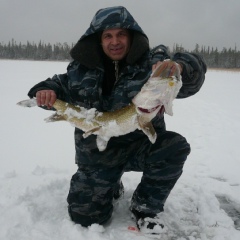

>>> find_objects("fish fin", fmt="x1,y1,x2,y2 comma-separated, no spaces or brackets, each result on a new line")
163,102,173,116
83,127,101,138
96,136,110,151
17,99,37,107
138,116,157,143
44,113,65,122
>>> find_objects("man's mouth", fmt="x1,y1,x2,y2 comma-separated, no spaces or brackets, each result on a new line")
110,47,123,54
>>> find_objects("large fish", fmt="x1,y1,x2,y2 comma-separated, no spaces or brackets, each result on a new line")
17,60,182,151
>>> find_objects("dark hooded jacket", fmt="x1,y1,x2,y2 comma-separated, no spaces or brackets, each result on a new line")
28,6,207,167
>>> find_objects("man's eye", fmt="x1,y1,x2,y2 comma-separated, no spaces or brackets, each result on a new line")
103,35,111,39
119,32,126,36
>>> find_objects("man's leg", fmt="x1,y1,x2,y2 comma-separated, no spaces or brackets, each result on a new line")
67,165,124,227
128,131,191,217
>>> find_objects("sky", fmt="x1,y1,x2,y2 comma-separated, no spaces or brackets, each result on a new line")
1,0,240,51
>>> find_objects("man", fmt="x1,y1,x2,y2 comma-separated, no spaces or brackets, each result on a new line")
28,6,206,233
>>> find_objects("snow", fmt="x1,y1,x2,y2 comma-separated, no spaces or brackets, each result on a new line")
0,59,240,239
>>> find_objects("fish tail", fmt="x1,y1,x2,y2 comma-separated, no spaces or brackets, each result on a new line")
17,99,37,107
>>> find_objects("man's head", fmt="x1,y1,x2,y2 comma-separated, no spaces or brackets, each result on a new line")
101,28,131,61
70,6,149,68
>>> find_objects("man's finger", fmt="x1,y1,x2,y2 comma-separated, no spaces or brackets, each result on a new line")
49,91,56,107
44,92,51,107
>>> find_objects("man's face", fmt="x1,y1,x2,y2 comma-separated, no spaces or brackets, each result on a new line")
101,28,131,61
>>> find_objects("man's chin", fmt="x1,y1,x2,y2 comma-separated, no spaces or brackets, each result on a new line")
110,56,124,61
107,52,127,61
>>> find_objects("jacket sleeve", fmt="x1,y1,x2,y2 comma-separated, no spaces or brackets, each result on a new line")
173,52,207,98
28,73,69,102
27,60,82,102
150,45,171,64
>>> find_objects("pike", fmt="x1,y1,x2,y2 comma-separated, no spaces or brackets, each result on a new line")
17,60,182,151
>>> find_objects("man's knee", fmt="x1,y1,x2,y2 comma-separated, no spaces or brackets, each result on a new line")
67,166,122,227
68,203,113,227
149,131,191,164
165,131,191,162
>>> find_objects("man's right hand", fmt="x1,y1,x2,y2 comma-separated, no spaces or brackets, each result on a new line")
152,60,182,79
36,90,56,109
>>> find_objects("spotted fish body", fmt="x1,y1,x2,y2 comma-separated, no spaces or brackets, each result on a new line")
17,60,182,151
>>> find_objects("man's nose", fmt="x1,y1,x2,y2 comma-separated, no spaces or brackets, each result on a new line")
111,36,120,45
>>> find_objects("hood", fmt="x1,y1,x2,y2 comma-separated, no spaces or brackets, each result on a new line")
70,6,149,68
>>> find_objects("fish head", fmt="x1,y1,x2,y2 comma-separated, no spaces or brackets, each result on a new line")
132,60,182,116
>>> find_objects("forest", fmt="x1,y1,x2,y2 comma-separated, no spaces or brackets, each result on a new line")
0,39,239,68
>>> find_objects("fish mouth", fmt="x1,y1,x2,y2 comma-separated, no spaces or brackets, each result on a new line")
132,75,182,116
137,105,161,113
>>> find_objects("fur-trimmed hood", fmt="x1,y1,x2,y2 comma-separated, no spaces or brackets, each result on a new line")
70,6,149,68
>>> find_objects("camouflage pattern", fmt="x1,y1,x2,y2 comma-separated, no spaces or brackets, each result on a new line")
129,131,190,215
28,6,206,227
67,131,190,226
81,6,147,39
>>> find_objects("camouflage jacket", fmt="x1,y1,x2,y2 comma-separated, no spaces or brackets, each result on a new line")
28,6,207,167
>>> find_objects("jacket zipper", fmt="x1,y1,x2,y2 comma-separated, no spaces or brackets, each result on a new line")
113,61,119,84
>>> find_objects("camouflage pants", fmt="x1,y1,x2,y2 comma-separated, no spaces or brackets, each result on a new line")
67,131,190,227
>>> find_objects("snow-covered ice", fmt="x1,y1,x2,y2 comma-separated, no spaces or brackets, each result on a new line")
0,60,239,240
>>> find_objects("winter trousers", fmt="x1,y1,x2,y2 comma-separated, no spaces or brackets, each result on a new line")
67,131,191,227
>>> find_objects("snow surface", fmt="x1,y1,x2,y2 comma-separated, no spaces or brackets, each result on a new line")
0,59,240,240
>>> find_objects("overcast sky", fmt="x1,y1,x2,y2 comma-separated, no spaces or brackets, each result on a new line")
1,0,239,51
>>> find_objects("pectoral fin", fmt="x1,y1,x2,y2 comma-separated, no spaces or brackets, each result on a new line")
83,127,101,138
44,113,66,122
137,116,157,144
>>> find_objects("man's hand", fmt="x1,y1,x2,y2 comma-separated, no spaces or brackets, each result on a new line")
152,60,182,78
36,90,56,109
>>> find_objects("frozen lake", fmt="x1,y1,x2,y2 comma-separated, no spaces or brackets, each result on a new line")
0,60,239,240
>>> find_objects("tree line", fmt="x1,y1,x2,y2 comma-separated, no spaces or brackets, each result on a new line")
173,43,240,69
0,39,239,68
0,40,73,61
